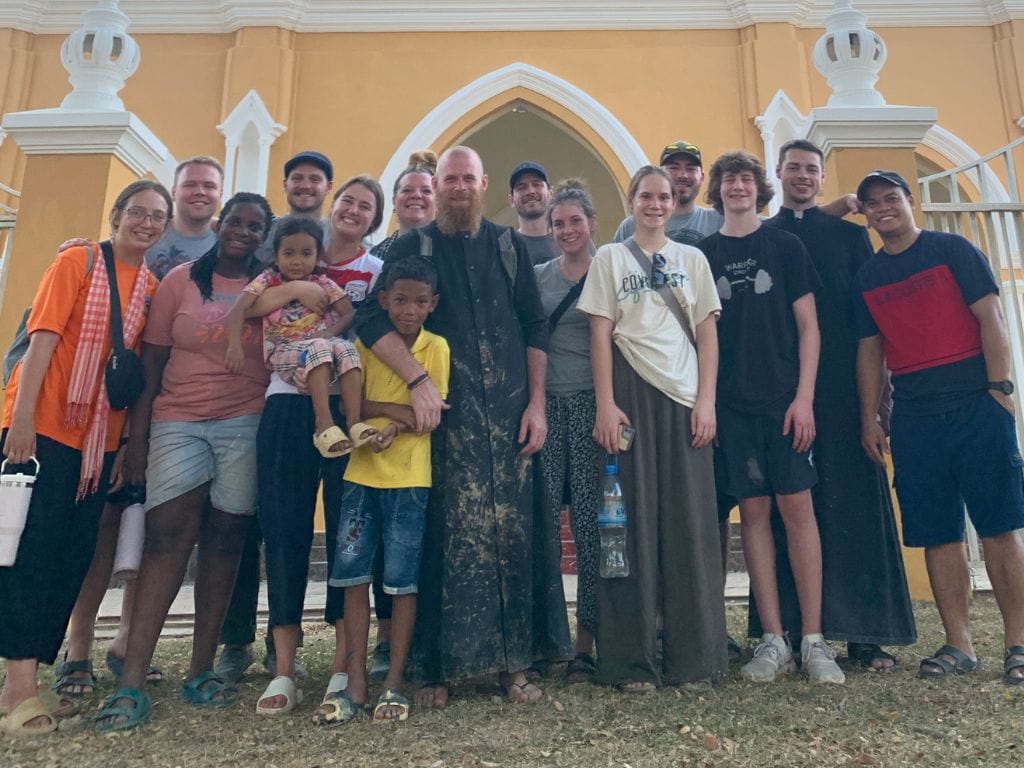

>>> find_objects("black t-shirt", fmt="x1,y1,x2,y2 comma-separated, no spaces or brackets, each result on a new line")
699,225,822,413
853,229,996,414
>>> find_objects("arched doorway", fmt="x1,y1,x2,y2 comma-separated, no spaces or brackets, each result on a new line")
374,62,647,242
459,101,624,241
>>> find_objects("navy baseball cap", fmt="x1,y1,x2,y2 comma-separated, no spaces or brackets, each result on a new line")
509,161,549,190
284,150,334,182
660,140,702,166
856,170,911,201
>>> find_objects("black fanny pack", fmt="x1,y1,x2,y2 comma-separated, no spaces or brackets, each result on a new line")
101,241,145,410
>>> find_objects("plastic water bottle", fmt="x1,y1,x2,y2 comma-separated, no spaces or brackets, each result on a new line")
599,459,629,578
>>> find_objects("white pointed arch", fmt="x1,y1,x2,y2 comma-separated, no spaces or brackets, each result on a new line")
922,124,1010,203
755,90,809,214
217,89,287,198
378,62,648,229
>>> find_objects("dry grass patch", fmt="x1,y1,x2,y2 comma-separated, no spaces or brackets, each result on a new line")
3,597,1023,767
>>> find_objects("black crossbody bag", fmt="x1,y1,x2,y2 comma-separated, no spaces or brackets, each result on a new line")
101,242,145,410
548,275,587,332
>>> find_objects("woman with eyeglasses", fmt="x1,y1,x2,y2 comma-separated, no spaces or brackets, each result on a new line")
0,180,165,735
577,165,728,692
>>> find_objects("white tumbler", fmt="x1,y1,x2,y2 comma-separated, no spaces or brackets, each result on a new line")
113,502,145,581
0,457,39,567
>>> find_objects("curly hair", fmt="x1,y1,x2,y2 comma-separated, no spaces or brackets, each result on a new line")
190,192,273,302
705,151,774,214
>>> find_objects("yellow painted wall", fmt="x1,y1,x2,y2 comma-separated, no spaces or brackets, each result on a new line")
1,20,1022,557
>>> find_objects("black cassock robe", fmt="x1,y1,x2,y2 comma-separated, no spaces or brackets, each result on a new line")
357,219,571,681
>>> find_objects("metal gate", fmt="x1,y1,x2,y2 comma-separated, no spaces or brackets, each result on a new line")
918,135,1024,584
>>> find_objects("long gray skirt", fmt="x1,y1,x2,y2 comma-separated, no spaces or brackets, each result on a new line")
595,348,728,686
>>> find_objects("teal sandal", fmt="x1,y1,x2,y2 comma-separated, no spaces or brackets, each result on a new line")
94,687,151,733
181,671,238,708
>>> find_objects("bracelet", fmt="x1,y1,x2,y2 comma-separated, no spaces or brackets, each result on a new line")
407,372,430,390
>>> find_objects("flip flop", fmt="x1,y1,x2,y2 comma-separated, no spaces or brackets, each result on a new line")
93,687,151,733
0,696,57,737
349,422,379,449
373,688,409,722
918,644,981,679
618,680,657,696
181,671,238,709
848,642,898,672
256,675,302,716
312,689,366,726
1003,645,1024,686
312,425,352,458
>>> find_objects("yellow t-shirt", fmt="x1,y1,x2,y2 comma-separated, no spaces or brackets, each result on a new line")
344,330,450,489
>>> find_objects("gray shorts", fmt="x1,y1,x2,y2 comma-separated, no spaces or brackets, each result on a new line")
144,414,261,515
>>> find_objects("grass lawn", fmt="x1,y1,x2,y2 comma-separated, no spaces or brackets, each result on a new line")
3,596,1022,767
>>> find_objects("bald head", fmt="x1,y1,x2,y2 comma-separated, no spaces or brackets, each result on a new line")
437,145,484,178
434,145,488,236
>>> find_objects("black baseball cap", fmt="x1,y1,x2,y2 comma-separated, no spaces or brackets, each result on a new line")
509,161,549,190
284,150,334,182
856,170,911,201
660,140,702,166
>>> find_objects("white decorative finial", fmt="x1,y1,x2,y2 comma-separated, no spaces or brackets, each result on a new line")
812,0,887,107
59,0,140,111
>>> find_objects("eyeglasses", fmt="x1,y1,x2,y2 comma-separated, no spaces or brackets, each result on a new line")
123,206,169,225
665,143,700,155
652,253,667,288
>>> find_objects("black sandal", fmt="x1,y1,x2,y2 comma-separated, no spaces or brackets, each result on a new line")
848,642,898,672
52,658,96,700
918,644,981,679
564,652,597,684
1003,645,1024,686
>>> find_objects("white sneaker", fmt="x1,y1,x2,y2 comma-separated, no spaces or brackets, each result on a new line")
741,633,795,682
801,634,846,684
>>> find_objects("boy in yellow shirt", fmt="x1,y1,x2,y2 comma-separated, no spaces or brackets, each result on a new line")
325,256,449,723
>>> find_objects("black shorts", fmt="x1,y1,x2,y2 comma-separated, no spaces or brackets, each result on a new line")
716,404,817,499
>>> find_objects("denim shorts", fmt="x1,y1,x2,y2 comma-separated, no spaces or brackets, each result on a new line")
145,414,261,515
327,483,428,594
890,393,1024,548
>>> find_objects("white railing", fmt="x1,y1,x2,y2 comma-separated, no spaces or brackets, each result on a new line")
918,136,1024,579
0,181,18,316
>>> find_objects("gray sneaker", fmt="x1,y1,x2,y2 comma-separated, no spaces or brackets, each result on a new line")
801,634,846,684
741,633,795,682
214,644,254,684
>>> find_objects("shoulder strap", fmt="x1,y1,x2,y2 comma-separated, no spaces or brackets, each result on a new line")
100,241,127,354
498,228,517,287
548,276,586,332
418,230,433,259
623,237,696,349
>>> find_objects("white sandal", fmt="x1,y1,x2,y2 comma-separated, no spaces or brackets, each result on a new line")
322,672,348,702
256,675,303,716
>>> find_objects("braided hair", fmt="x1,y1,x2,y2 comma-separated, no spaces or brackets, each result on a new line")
190,192,273,301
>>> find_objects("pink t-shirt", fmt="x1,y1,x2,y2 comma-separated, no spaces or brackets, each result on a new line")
144,264,269,423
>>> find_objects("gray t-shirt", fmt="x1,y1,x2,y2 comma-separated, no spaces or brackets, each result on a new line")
519,231,559,266
534,258,593,396
613,206,724,247
145,227,217,280
256,216,332,266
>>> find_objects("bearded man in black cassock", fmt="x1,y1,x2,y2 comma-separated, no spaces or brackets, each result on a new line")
355,146,570,707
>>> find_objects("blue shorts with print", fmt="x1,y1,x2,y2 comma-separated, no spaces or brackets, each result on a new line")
327,483,428,594
890,392,1024,548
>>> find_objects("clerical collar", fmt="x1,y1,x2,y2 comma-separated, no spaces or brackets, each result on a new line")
780,206,820,221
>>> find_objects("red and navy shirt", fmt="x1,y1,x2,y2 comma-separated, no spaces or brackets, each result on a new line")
854,229,996,414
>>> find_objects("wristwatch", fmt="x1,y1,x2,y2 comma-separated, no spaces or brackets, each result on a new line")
988,380,1014,395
